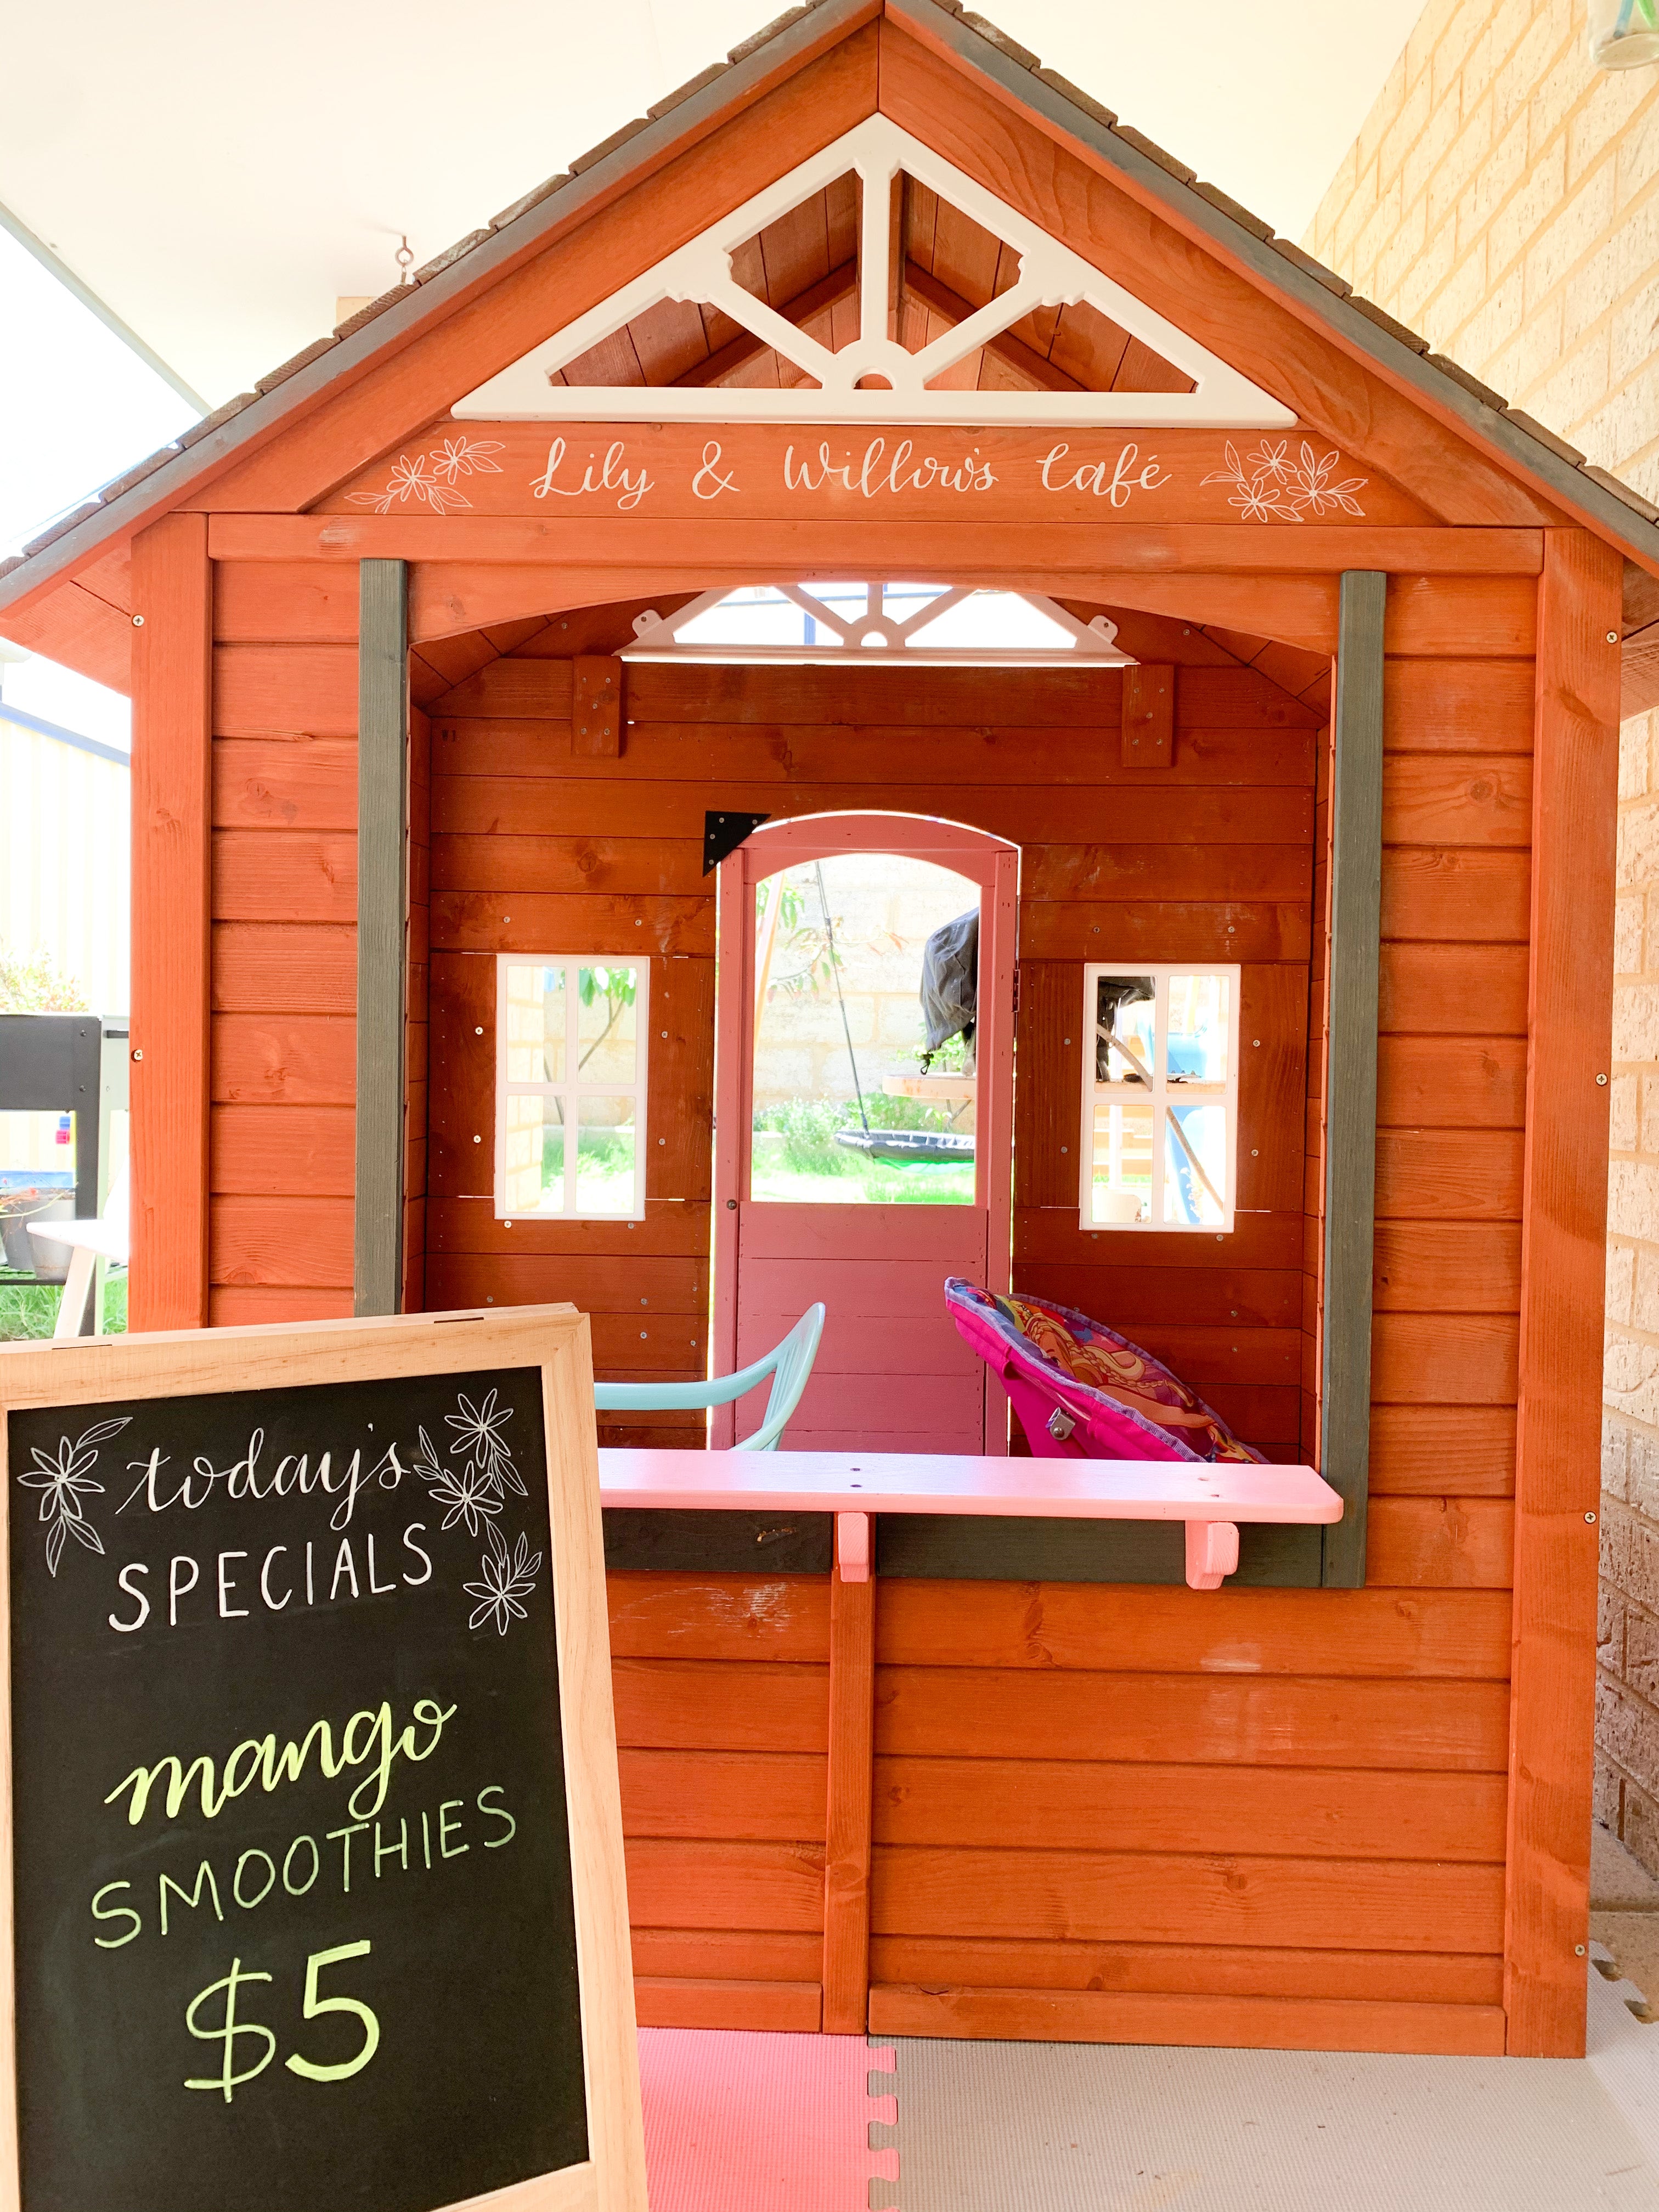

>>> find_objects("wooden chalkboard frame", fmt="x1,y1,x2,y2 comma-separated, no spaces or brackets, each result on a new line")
0,1305,647,2212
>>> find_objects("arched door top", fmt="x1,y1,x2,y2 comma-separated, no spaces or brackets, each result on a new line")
742,810,1018,888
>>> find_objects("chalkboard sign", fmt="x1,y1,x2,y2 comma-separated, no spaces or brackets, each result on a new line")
0,1309,646,2212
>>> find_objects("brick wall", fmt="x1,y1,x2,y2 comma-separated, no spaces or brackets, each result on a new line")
1307,0,1659,1862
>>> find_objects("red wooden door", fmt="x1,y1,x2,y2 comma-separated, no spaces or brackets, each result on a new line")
713,814,1017,1453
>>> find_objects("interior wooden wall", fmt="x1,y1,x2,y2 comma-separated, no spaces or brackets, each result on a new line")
420,642,1316,1459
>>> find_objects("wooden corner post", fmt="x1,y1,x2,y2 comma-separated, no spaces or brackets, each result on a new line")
1320,571,1385,1589
1505,529,1621,2056
356,560,409,1316
129,512,212,1331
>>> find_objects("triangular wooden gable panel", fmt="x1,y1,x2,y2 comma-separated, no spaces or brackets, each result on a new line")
454,116,1295,427
187,12,1547,532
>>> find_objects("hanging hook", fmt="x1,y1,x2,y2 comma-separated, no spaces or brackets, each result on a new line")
396,234,414,286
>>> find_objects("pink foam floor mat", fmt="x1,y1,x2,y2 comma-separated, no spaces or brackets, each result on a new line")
637,2028,898,2211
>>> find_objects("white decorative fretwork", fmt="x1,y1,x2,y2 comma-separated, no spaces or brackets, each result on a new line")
619,582,1136,667
454,116,1293,430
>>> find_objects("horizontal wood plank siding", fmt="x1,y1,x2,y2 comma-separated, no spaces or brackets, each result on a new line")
209,641,358,1307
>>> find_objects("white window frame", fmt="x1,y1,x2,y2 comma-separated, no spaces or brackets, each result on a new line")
494,955,649,1222
1080,963,1239,1234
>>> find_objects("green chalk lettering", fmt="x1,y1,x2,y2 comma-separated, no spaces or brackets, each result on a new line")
91,1880,142,1949
438,1799,468,1860
232,1849,276,1910
283,1835,320,1897
261,1718,341,1796
327,1822,369,1893
108,1753,218,1826
374,1818,408,1877
477,1785,516,1849
160,1860,223,1936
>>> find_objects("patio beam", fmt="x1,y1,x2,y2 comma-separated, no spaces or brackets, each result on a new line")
354,558,408,1316
1319,569,1385,1590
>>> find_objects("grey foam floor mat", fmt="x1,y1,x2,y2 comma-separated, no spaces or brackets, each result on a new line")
885,1965,1659,2211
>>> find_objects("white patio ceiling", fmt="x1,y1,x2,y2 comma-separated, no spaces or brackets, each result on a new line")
2,0,1427,414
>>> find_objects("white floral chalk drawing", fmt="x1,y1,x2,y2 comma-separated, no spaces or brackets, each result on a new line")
413,1424,504,1537
445,1388,524,1497
465,1522,543,1637
1202,437,1367,522
22,1417,130,1575
347,436,504,515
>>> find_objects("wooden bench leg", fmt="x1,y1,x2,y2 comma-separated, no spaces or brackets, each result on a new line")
1184,1519,1240,1590
822,1526,876,2033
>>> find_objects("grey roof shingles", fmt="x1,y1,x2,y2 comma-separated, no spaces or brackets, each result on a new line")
6,0,1659,598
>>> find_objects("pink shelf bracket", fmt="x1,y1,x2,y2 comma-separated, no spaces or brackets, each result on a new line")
836,1511,871,1583
1184,1520,1240,1590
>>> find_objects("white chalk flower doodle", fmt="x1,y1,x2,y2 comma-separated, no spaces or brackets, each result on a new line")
21,1417,129,1575
347,451,473,515
412,1423,503,1536
1203,438,1367,522
430,435,504,486
445,1388,524,1498
465,1522,543,1637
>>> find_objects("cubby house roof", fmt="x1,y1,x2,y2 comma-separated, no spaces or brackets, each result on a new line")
5,0,1659,690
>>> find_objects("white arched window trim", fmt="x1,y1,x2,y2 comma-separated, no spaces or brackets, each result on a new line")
455,116,1294,430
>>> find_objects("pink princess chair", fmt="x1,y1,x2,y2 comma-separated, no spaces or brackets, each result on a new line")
945,1277,1263,1464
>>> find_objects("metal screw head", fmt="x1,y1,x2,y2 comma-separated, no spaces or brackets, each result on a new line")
472,1135,481,1144
131,1048,143,1062
1576,1943,1588,1956
1609,631,1620,645
1598,1073,1609,1085
475,1026,483,1036
131,614,144,627
1587,1511,1598,1523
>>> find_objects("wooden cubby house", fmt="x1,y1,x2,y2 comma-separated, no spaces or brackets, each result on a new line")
3,0,1656,2064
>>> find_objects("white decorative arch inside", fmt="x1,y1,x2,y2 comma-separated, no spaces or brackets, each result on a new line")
454,115,1294,429
620,582,1135,667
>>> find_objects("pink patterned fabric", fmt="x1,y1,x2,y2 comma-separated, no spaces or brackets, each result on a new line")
945,1277,1263,1464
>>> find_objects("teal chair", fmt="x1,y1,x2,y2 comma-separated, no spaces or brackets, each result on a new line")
594,1303,826,1452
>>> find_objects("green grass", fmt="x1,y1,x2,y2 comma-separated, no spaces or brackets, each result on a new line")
752,1096,975,1205
0,1273,127,1341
